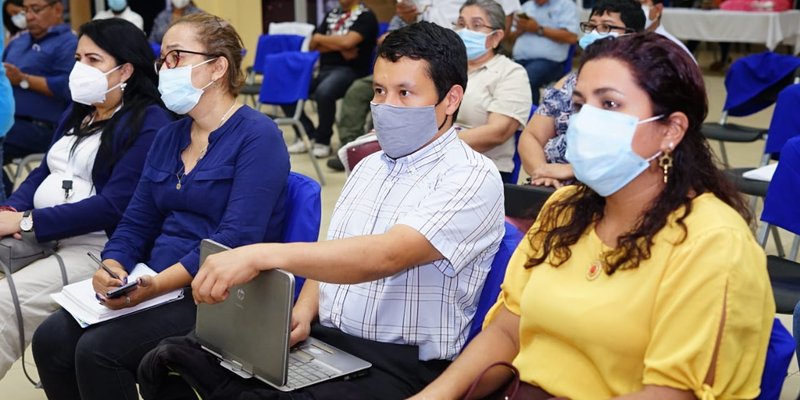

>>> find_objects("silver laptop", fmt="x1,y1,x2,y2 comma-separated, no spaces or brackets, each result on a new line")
195,239,372,392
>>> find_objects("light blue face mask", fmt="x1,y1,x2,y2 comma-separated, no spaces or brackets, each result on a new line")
457,28,491,61
158,58,217,115
565,104,663,196
578,29,620,50
370,102,448,159
108,0,127,12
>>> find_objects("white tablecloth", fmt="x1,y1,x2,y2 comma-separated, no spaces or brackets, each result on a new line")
578,9,800,53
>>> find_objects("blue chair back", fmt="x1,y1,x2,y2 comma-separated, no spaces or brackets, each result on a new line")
282,172,322,299
765,84,800,155
510,105,539,185
259,51,320,105
252,34,305,75
723,52,800,117
150,42,160,58
562,44,576,76
465,221,524,345
763,136,800,236
758,318,795,399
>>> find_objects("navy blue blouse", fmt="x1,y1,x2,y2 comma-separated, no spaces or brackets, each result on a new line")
102,105,290,275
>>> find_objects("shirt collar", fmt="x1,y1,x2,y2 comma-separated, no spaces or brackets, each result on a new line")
381,126,458,172
32,23,71,43
470,54,503,74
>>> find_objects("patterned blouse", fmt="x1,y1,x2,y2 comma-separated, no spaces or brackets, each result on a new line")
536,71,578,164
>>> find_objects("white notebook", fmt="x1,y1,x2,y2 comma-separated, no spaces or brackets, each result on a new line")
742,163,778,182
52,263,184,328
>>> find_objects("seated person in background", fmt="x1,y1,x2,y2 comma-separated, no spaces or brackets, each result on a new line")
285,0,378,159
518,0,644,188
0,18,171,381
510,0,578,105
138,21,505,400
93,0,144,31
331,0,523,172
148,0,201,44
3,0,25,39
455,0,532,183
31,13,290,400
3,0,77,196
413,33,774,400
397,0,521,30
640,0,695,61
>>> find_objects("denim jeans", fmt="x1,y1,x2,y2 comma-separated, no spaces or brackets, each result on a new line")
282,65,359,146
517,58,565,105
3,117,55,197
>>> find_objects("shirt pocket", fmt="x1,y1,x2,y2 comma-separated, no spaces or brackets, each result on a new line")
193,165,235,181
141,166,171,183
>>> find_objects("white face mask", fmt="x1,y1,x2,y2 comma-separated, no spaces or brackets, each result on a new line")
642,5,654,29
158,58,216,114
69,61,124,106
171,0,191,9
11,12,26,30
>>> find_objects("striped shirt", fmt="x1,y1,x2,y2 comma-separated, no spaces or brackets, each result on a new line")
318,128,505,361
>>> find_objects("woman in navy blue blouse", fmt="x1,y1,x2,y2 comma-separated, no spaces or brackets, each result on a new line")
32,14,290,399
0,19,171,380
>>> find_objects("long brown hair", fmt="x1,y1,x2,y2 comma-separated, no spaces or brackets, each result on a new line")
525,33,749,274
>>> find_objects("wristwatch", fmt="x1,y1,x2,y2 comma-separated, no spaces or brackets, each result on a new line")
19,210,33,232
536,26,545,36
19,75,29,89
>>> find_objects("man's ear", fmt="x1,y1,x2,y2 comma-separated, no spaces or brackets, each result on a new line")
444,85,464,117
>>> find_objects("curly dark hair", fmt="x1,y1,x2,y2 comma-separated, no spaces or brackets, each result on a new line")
525,33,750,274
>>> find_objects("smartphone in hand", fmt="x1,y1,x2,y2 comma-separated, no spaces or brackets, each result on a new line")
106,279,139,299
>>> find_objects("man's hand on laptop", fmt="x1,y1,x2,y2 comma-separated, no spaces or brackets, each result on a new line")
289,313,312,347
193,244,265,304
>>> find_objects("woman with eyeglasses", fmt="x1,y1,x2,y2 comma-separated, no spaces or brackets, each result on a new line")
454,0,532,184
0,18,171,381
517,0,643,188
32,13,289,400
414,32,772,400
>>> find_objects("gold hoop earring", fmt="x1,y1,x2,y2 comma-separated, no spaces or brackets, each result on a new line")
659,151,673,184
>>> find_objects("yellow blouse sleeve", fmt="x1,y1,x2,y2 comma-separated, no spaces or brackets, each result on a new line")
642,227,774,399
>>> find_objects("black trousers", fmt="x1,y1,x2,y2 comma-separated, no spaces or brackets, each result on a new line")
138,324,451,400
32,291,197,400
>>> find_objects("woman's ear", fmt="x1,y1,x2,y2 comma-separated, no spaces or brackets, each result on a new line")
488,29,505,49
660,111,688,151
211,56,229,83
119,63,134,84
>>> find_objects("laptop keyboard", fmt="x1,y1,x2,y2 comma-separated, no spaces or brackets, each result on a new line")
286,356,339,388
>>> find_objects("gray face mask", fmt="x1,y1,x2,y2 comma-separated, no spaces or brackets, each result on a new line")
370,102,448,159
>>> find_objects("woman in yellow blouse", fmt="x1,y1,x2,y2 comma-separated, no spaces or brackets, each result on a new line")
412,33,774,400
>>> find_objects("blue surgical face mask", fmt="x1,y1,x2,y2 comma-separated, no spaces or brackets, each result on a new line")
565,104,664,196
458,28,491,61
578,29,620,50
108,0,127,12
370,101,448,159
157,58,217,115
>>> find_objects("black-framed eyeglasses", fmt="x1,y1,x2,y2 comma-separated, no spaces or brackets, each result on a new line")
22,1,55,15
154,49,218,73
579,22,634,34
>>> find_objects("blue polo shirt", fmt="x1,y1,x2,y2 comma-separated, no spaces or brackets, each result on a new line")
512,0,579,63
3,23,77,124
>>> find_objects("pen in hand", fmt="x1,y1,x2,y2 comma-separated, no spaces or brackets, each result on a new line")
87,252,121,281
